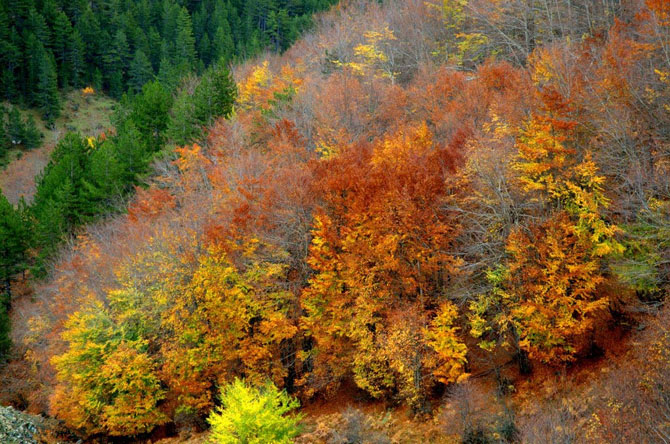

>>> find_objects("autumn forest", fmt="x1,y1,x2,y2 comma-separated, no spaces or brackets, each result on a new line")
2,0,670,442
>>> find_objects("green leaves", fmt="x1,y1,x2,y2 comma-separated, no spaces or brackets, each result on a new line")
207,378,303,444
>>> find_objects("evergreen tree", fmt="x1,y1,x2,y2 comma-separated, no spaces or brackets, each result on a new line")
174,7,196,72
22,114,42,149
68,29,86,88
128,80,172,149
52,11,73,87
0,193,29,297
35,48,60,125
128,49,154,93
6,107,24,145
212,23,234,63
193,62,236,124
0,107,8,159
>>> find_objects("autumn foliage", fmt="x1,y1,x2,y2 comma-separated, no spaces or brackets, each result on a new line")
5,0,670,441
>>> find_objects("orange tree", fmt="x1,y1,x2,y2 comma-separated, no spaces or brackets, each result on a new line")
301,123,468,411
470,90,625,365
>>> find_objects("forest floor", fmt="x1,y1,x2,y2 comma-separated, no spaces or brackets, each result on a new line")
0,91,115,205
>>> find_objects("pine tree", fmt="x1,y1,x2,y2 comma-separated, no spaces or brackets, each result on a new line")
128,49,154,93
0,107,8,159
68,29,86,88
22,114,42,149
128,80,172,149
174,7,196,71
52,11,73,87
0,192,29,297
35,48,60,125
6,107,24,145
212,23,234,63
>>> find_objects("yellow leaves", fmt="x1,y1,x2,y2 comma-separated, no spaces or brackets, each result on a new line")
426,302,469,384
238,61,272,108
370,122,433,168
237,61,303,112
344,26,398,82
500,213,611,364
315,139,338,159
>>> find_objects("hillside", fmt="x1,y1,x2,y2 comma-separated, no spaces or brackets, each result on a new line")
3,0,670,443
0,90,114,205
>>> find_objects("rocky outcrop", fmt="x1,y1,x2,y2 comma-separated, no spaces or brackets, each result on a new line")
0,405,48,443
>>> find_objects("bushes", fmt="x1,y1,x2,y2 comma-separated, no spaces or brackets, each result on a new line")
208,379,302,444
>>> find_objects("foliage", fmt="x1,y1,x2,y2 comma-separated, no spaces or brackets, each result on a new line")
50,301,167,436
207,378,303,444
0,0,338,102
302,124,466,409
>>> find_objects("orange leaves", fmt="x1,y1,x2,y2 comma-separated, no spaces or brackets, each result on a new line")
302,124,467,407
505,213,610,364
127,186,175,222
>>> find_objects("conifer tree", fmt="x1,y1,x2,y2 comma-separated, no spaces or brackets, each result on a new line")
35,48,60,125
128,49,154,93
23,114,42,149
174,7,196,72
6,107,24,145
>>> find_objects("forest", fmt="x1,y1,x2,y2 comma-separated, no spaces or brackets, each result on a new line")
2,0,670,442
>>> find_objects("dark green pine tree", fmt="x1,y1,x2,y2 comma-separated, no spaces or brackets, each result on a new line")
52,11,73,87
23,33,42,102
174,7,196,73
147,27,162,70
0,7,20,99
6,107,24,145
0,107,8,159
75,7,102,79
212,22,235,64
22,114,42,149
128,49,154,93
193,62,237,124
128,80,172,149
0,192,29,297
67,29,86,88
0,192,29,361
35,48,60,126
27,8,50,46
102,31,123,98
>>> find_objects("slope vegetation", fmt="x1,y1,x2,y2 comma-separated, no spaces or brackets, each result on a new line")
4,0,670,442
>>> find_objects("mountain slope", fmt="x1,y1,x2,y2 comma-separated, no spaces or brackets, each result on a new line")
3,0,670,442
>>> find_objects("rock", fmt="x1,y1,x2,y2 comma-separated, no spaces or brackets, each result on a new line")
0,405,46,443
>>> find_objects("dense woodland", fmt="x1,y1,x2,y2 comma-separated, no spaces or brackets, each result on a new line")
3,0,670,442
0,0,337,124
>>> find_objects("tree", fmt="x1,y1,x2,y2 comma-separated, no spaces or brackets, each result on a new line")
302,124,466,409
207,378,303,444
50,302,168,436
128,80,172,149
175,7,196,72
192,62,237,125
128,49,154,93
6,106,24,144
22,114,42,149
67,29,86,87
52,11,73,87
160,242,297,413
35,48,60,125
0,192,29,297
470,92,625,365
